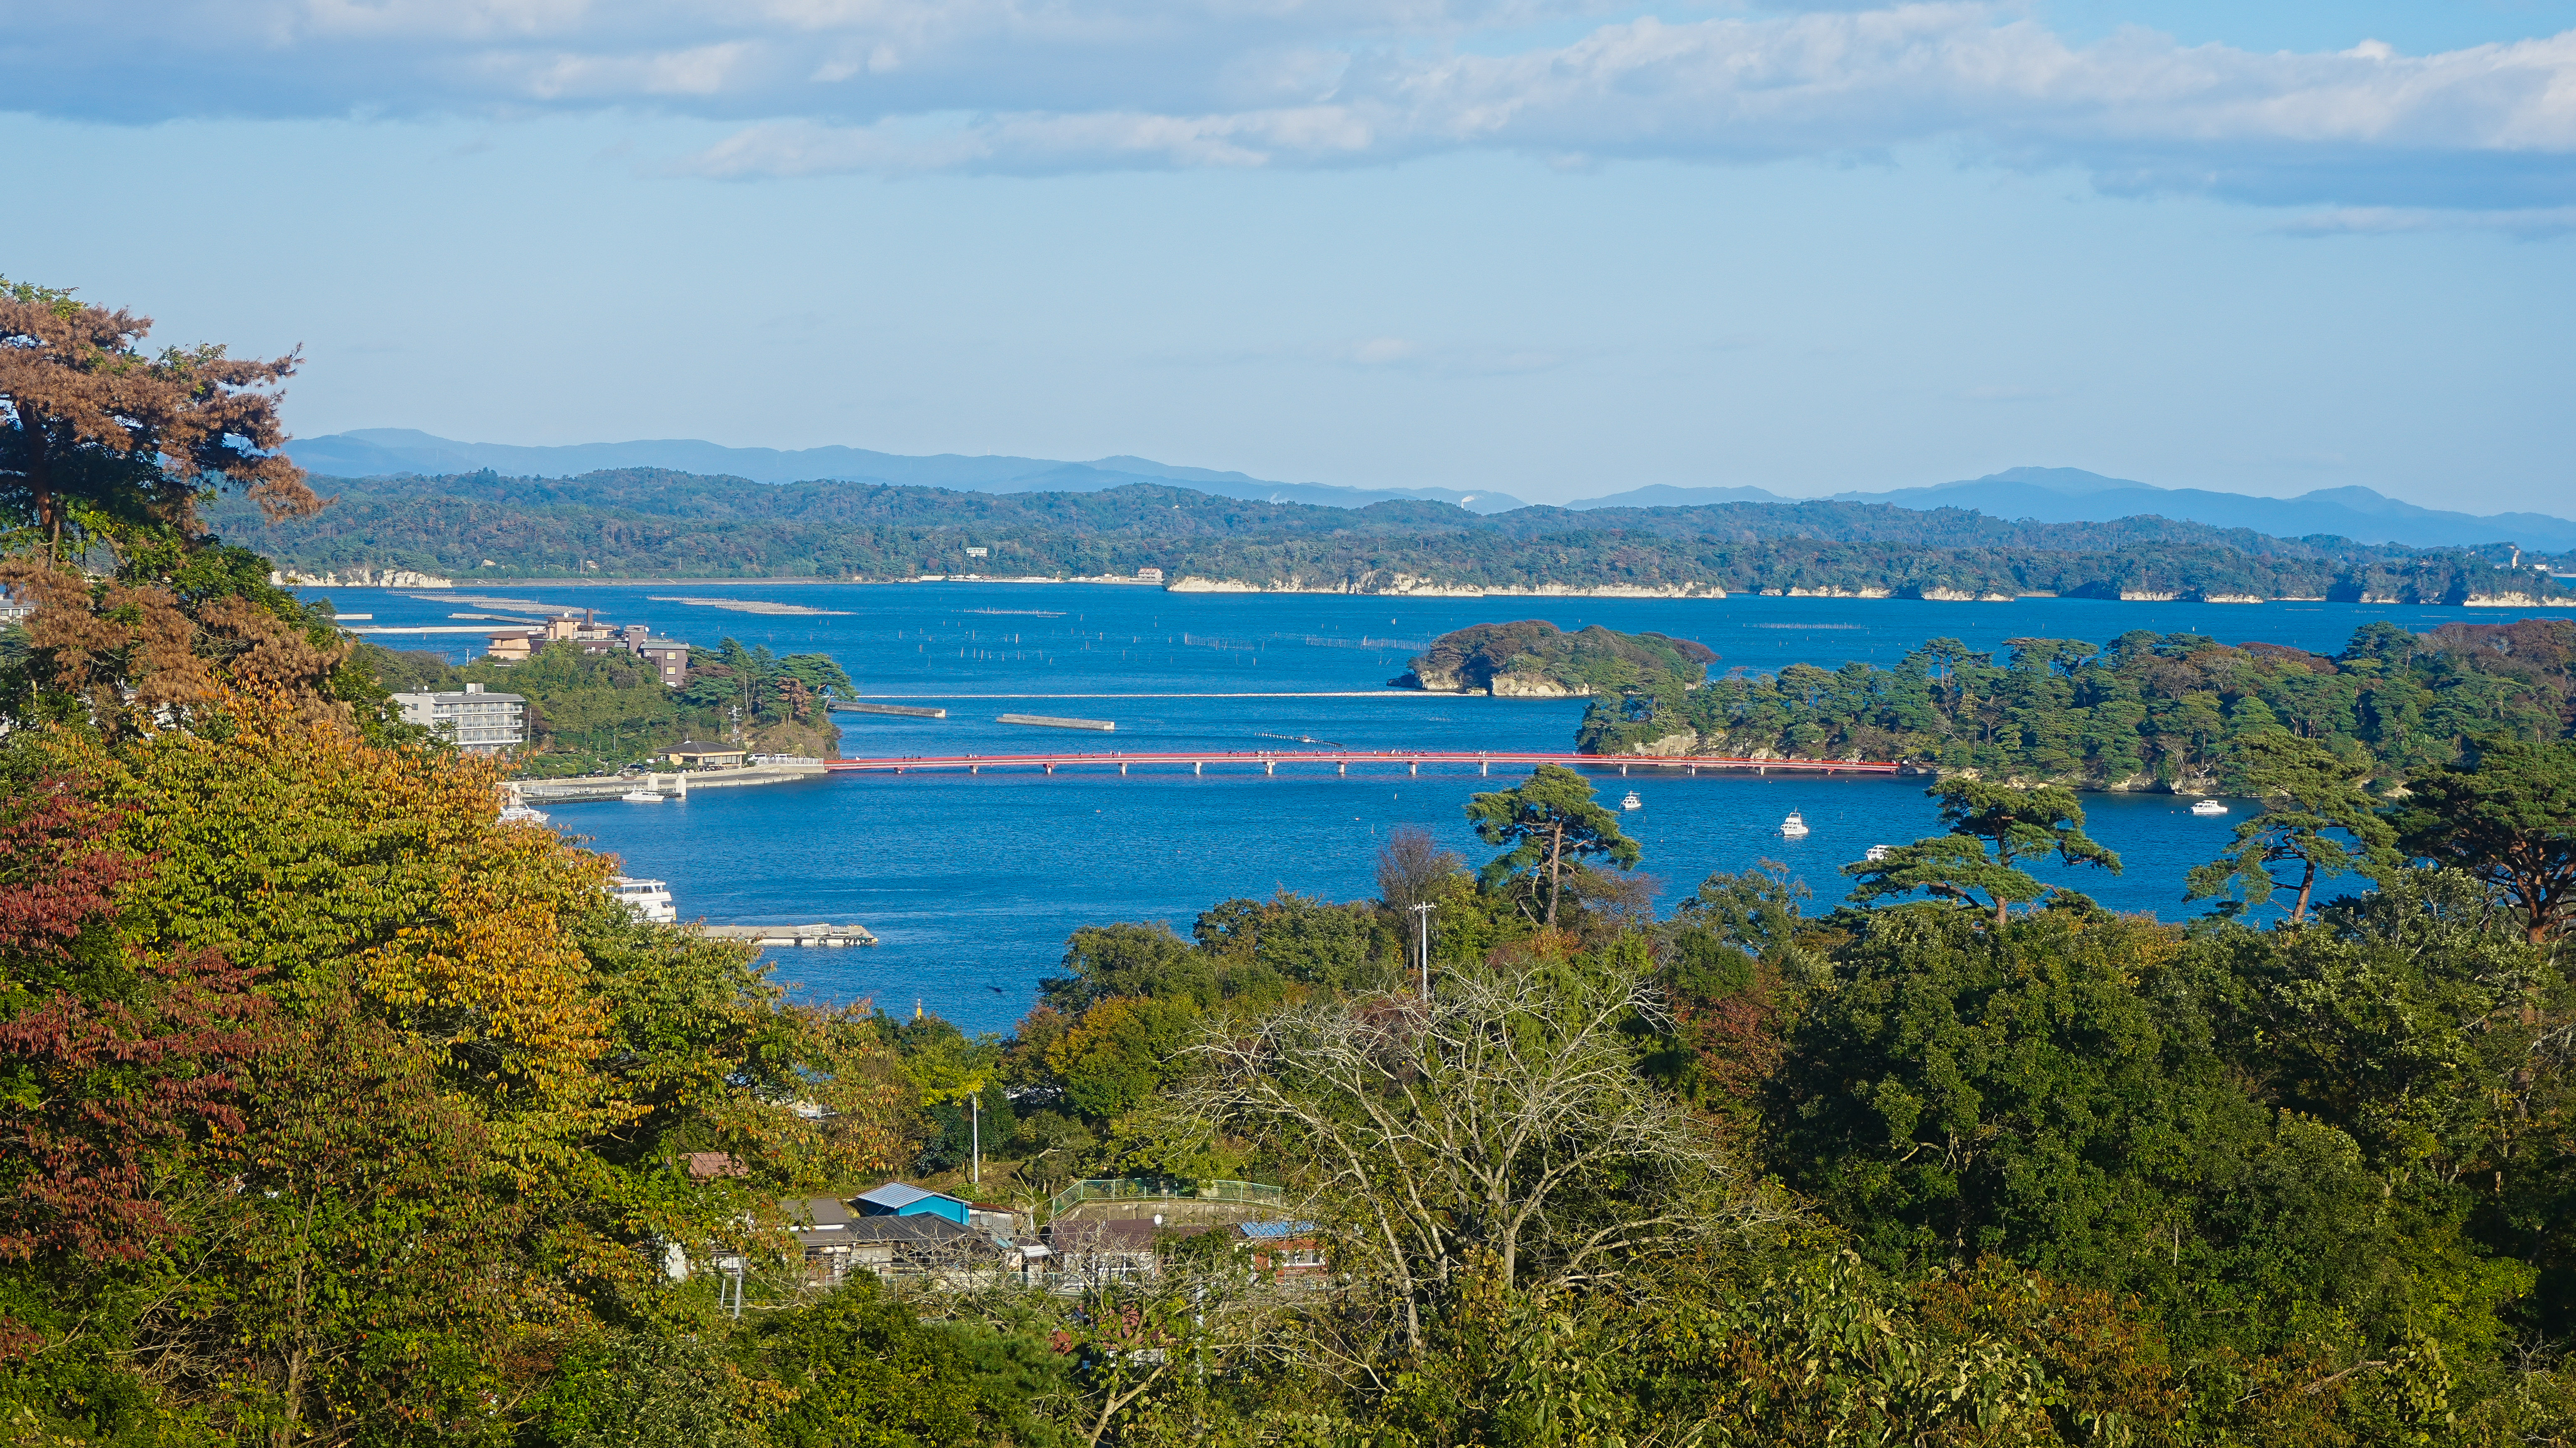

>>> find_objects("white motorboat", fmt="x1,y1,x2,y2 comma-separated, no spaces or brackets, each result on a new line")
611,876,677,924
2191,799,2229,816
622,788,666,803
1779,811,1810,838
1621,791,1642,811
497,804,551,826
1864,844,1890,862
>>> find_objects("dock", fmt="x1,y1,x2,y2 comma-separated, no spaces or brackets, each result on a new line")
515,762,829,801
832,702,948,719
692,923,879,948
998,713,1115,731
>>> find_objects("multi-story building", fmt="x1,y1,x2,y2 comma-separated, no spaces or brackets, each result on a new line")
388,682,528,753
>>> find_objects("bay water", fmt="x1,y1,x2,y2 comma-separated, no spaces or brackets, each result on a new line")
324,582,2471,1033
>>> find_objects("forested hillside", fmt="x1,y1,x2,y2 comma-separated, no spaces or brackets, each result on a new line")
206,465,2571,604
1580,615,2576,790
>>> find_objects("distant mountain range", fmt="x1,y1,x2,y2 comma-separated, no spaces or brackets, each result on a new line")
1569,467,2576,553
286,434,2575,554
285,429,1531,515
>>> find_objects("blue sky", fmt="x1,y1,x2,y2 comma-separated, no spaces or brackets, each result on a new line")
5,0,2574,510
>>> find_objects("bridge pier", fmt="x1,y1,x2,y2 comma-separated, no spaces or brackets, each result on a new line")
1263,759,1275,775
1337,762,1346,776
1119,762,1128,775
1480,757,1489,775
1193,761,1202,775
969,764,978,774
1044,763,1055,775
1621,763,1629,776
1409,760,1418,776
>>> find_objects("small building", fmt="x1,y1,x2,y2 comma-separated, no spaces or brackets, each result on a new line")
633,639,691,686
484,628,541,663
1045,1217,1160,1287
1236,1220,1328,1282
967,1201,1032,1242
855,1182,971,1225
1135,567,1164,583
390,682,527,753
785,1195,860,1285
964,546,988,559
842,1214,1005,1288
664,741,747,769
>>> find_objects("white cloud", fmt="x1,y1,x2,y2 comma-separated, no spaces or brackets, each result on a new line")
6,0,2576,209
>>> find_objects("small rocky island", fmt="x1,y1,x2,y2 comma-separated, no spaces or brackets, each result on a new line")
1391,620,1717,697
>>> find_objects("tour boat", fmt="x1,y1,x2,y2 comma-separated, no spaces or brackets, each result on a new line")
1621,791,1642,811
622,787,666,803
1864,844,1890,862
610,876,677,924
1779,811,1810,838
497,804,550,826
2191,799,2229,816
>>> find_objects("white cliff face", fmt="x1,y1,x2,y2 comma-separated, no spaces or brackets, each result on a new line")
1622,731,1701,757
1487,671,1592,698
269,567,455,588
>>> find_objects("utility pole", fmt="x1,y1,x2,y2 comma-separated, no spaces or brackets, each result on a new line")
970,1090,981,1186
1409,902,1435,1000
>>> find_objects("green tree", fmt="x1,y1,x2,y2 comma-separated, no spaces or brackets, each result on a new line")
2395,735,2576,943
1464,764,1642,927
2186,731,2402,923
1845,779,2122,928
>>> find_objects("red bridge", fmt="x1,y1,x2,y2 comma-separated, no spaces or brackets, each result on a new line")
820,750,1902,777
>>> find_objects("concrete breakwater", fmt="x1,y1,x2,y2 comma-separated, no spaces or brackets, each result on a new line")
515,762,828,801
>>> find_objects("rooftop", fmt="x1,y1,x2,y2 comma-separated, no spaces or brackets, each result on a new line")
855,1181,964,1213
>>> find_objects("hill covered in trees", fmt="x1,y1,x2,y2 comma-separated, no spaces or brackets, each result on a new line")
206,465,2574,605
1578,615,2576,793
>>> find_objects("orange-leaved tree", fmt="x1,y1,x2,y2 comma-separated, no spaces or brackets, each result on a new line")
0,685,912,1443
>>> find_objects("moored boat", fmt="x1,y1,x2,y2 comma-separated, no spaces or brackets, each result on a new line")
2190,799,2229,816
1780,811,1810,838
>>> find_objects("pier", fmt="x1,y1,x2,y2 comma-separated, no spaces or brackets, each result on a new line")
820,750,1899,778
692,923,879,948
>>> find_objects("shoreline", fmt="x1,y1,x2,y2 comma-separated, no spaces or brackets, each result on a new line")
295,573,2576,608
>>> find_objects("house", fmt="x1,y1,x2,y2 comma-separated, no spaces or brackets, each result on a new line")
1135,567,1164,583
664,741,748,769
842,1214,1005,1288
483,629,541,663
1044,1217,1161,1287
635,639,691,686
682,1152,746,1181
389,683,527,753
967,1201,1032,1242
855,1182,971,1225
785,1195,859,1285
1235,1220,1328,1282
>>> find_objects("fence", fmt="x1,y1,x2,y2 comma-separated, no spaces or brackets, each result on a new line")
1045,1177,1286,1221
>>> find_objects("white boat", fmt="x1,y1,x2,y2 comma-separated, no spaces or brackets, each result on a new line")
497,804,550,826
622,788,666,803
1621,791,1642,811
1779,811,1810,838
1864,844,1890,862
2191,799,2229,816
611,876,677,924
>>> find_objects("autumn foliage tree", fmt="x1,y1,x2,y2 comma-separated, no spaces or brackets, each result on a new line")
1,277,312,558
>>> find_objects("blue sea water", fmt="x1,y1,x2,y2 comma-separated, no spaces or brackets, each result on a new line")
319,583,2475,1033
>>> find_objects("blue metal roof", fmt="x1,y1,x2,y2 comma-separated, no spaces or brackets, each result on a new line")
855,1182,971,1222
1236,1220,1318,1239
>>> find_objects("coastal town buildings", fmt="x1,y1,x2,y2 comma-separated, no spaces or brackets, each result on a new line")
388,682,527,752
483,612,691,683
